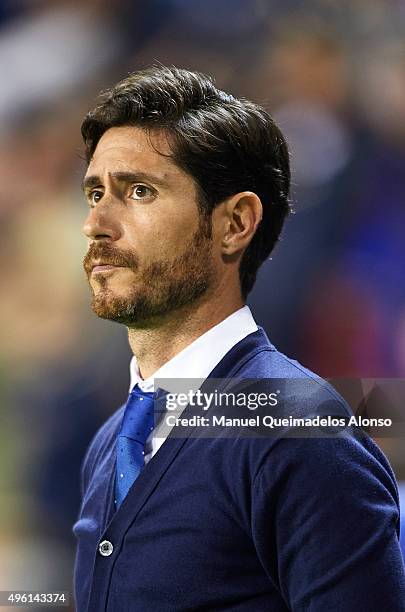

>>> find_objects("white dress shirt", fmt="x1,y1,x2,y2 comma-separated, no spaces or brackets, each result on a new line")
129,305,258,462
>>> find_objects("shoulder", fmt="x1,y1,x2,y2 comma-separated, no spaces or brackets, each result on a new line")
222,331,398,496
232,337,352,421
241,335,336,384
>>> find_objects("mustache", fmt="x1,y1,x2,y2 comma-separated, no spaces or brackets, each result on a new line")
83,243,139,275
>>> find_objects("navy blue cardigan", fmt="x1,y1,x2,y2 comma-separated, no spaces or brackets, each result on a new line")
73,329,405,611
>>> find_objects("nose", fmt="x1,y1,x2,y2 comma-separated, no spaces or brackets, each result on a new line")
82,199,121,242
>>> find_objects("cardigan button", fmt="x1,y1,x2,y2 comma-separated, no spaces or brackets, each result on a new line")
99,540,114,557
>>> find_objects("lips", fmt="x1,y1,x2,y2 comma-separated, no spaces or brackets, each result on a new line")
91,262,125,274
83,248,137,277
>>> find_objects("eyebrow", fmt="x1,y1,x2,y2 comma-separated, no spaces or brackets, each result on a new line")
82,170,168,192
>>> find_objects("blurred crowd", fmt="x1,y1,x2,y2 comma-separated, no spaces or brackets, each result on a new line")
1,0,404,602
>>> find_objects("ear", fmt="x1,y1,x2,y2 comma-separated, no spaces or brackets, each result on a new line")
221,191,263,257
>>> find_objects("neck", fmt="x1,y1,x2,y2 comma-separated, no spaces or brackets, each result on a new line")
127,289,244,380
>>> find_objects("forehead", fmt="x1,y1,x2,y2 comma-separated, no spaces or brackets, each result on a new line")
86,126,178,177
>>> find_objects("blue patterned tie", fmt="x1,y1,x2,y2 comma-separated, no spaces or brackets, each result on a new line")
115,385,155,509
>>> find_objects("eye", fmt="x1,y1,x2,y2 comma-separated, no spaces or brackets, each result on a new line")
89,190,103,206
130,184,155,200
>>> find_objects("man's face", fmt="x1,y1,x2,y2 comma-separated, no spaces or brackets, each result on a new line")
82,126,214,327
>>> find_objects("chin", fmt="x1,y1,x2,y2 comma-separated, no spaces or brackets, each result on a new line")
91,287,142,322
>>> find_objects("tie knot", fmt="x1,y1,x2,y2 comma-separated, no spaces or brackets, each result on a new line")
119,386,154,444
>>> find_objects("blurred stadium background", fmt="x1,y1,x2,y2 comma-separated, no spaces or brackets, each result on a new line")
1,0,405,606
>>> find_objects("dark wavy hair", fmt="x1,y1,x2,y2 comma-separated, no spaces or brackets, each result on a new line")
81,66,291,297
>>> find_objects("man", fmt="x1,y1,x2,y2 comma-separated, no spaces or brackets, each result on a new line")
74,66,405,611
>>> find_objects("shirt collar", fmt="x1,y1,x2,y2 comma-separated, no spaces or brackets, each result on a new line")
129,305,258,393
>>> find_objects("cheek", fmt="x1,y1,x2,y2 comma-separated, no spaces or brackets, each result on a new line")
126,213,199,257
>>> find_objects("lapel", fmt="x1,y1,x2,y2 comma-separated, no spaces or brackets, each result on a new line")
104,327,274,531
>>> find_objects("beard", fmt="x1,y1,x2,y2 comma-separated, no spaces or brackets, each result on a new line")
83,213,213,327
